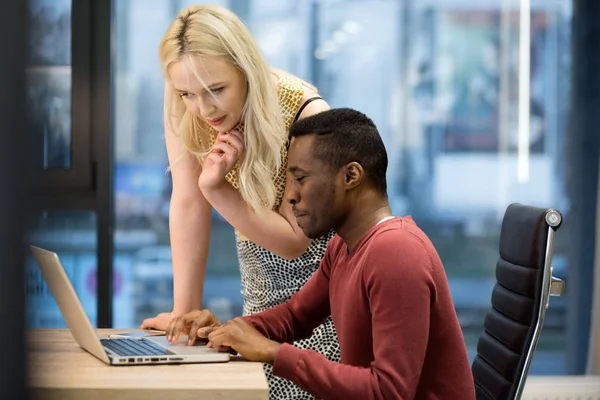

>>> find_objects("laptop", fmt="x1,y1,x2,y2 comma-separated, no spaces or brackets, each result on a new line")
29,245,230,366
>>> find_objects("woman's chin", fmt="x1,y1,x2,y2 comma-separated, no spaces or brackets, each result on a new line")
213,123,236,133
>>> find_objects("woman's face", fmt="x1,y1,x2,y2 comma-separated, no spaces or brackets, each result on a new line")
169,55,248,132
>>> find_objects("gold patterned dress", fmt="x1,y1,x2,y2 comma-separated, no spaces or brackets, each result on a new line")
207,74,341,400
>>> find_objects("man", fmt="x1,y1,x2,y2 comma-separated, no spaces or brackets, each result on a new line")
167,108,475,399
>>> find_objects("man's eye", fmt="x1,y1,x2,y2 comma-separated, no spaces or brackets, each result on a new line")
294,176,305,183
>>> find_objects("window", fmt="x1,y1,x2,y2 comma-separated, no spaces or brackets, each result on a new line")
311,0,572,374
26,211,98,327
111,0,587,375
27,0,72,169
27,0,93,189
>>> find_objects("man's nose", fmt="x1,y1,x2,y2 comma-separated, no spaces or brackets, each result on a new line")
287,190,299,205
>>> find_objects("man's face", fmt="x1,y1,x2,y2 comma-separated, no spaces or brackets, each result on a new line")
287,135,344,239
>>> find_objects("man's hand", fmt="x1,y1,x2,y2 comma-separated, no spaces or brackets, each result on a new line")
200,317,281,364
166,309,221,345
198,130,244,192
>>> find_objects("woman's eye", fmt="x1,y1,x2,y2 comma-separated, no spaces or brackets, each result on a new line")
210,87,224,94
179,92,193,99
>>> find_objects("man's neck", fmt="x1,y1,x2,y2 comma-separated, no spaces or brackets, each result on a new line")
336,193,392,252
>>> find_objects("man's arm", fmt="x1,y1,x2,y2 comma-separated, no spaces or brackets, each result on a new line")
240,240,337,343
272,233,435,400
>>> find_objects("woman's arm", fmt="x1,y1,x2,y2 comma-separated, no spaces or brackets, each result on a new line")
201,92,330,260
169,185,212,315
167,118,213,316
201,185,307,259
141,94,212,330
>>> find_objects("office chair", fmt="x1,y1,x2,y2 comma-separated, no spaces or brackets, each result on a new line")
471,203,566,400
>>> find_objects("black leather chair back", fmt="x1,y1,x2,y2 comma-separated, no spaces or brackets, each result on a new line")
472,203,564,400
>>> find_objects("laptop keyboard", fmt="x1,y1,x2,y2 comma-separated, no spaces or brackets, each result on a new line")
100,338,174,357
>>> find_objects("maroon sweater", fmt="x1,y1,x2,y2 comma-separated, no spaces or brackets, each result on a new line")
244,217,475,400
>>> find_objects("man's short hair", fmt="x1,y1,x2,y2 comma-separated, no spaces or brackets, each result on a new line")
288,108,388,197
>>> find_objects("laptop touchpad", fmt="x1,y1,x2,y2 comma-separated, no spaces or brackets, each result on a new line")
148,336,215,355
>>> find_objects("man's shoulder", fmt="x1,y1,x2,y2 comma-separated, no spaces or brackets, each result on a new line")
370,217,430,250
363,218,437,268
324,233,345,255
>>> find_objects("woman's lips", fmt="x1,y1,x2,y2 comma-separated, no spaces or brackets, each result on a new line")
205,116,226,126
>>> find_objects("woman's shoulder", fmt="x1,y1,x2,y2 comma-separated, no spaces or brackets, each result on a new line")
270,67,328,128
271,69,305,129
271,68,324,98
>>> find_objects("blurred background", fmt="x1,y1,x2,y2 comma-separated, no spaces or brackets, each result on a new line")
22,0,599,378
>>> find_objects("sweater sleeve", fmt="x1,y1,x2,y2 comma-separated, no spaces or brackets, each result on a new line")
241,241,336,344
272,231,435,400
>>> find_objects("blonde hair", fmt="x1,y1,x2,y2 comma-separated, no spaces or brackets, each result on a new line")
159,5,286,215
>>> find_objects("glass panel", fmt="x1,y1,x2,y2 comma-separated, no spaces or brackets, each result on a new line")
313,0,572,374
112,0,237,328
26,0,72,169
405,3,570,375
284,0,571,375
26,211,97,328
111,0,583,375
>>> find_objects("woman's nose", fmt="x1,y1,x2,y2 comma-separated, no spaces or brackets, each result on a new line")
197,96,216,118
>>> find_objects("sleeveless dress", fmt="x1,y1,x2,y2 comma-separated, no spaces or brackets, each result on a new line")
207,74,341,400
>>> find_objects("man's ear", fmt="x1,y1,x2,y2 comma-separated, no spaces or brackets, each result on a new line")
344,162,364,190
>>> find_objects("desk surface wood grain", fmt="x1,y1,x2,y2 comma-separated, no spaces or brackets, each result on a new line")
29,329,598,400
27,329,269,400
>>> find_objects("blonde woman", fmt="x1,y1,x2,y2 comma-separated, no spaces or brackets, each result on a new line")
140,5,340,399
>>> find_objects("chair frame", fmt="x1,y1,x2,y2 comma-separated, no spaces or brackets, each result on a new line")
513,207,565,399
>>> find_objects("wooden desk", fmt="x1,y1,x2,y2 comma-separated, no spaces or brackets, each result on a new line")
27,329,269,400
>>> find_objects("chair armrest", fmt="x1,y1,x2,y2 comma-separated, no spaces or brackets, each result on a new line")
550,276,565,296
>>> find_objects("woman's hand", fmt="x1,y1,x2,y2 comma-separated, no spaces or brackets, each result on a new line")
140,311,175,331
198,130,244,192
165,309,222,345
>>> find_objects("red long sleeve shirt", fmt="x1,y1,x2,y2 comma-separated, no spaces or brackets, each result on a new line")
244,217,475,400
